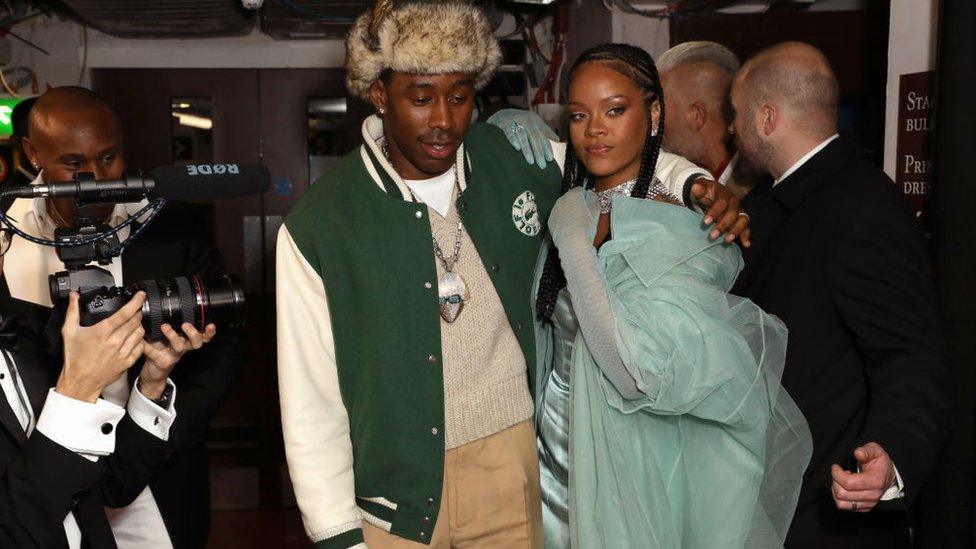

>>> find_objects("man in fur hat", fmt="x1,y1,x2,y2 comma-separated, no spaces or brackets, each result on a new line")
276,2,745,548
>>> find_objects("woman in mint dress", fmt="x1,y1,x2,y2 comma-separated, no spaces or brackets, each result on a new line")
532,43,812,549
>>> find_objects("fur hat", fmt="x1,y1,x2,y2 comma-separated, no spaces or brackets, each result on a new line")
345,1,502,100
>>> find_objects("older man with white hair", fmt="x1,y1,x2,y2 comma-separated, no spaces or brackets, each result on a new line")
659,41,762,198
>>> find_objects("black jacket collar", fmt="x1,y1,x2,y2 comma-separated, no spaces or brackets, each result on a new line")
0,297,59,444
771,135,863,211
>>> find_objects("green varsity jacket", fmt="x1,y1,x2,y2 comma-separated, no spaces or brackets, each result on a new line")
276,116,561,548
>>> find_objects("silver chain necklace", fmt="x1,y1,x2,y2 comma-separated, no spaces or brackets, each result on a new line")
383,140,469,323
596,176,678,214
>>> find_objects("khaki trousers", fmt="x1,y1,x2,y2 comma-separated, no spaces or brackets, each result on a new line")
363,420,542,549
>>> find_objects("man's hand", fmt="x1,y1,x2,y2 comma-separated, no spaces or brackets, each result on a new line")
139,322,216,399
690,178,751,247
57,291,147,403
831,442,897,513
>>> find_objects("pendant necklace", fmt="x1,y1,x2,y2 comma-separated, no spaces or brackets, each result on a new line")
382,140,468,323
430,214,468,323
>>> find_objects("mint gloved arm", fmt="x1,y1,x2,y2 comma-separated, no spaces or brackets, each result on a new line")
486,108,557,170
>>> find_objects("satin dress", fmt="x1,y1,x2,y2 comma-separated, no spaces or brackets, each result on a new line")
537,288,575,549
534,188,812,549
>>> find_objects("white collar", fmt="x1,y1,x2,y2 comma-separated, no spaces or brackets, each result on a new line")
11,171,150,239
773,134,839,187
404,169,457,218
718,152,738,186
359,115,469,202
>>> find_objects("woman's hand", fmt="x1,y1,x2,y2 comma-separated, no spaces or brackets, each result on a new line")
139,322,216,399
690,178,752,247
487,108,557,169
57,291,147,403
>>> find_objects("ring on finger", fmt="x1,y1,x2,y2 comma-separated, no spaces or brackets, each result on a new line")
737,212,750,222
851,501,859,511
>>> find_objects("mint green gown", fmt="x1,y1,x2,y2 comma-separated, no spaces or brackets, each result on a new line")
534,188,812,549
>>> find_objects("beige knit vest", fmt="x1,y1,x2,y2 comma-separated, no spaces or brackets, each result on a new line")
428,196,534,449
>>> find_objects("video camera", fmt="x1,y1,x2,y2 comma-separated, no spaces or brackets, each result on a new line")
1,164,270,340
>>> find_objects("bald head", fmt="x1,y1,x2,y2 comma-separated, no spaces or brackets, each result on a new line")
736,42,839,137
28,86,121,144
729,42,839,179
22,86,125,226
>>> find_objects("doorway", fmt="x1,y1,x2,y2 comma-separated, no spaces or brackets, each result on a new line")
92,68,371,546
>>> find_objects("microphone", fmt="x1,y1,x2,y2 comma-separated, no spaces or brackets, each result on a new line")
149,164,270,201
0,164,271,203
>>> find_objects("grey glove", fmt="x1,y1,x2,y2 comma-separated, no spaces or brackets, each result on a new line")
487,108,557,170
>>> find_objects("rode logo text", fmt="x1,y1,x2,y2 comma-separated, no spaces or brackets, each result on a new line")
186,164,240,176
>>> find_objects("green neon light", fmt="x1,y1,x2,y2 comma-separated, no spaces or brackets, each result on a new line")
0,98,22,137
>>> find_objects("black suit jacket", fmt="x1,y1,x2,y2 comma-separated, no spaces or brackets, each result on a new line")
119,203,244,549
733,136,951,548
0,297,170,549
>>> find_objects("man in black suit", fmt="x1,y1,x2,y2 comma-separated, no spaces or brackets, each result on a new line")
0,237,209,548
729,42,950,548
4,87,243,548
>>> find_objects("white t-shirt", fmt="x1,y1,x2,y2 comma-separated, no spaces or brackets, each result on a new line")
404,168,457,218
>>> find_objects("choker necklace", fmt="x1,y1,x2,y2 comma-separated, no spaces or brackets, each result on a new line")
595,176,678,214
382,139,468,323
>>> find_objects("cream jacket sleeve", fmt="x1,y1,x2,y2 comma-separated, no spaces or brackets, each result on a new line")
548,141,711,208
277,226,366,548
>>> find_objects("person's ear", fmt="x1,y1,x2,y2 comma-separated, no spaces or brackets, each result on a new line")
369,80,388,116
690,101,707,132
761,103,777,136
21,137,39,170
650,99,661,136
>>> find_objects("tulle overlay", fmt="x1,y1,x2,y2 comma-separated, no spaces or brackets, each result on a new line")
538,188,811,549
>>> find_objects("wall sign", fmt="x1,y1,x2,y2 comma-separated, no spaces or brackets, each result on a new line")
895,71,934,220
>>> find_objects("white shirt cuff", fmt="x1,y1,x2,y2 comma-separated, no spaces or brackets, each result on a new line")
128,379,177,441
36,389,125,461
880,463,906,501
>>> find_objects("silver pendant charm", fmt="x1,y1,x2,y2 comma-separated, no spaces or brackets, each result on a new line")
438,270,468,323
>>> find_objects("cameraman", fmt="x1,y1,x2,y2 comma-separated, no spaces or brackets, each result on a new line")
2,87,243,549
0,233,201,549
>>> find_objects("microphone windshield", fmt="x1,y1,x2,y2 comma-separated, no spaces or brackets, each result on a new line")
150,164,270,201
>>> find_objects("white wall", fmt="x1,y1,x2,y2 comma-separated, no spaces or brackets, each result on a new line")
0,1,877,101
611,3,670,59
0,14,349,100
85,28,345,69
608,0,868,60
883,0,939,179
4,16,89,93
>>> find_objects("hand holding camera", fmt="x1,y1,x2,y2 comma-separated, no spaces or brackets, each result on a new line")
57,291,148,404
140,322,217,399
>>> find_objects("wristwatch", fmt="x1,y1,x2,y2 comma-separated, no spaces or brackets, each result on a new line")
142,380,174,409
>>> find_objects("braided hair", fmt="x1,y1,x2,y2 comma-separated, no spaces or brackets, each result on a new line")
535,43,667,321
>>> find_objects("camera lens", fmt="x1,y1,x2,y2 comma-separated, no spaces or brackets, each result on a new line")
132,274,245,340
190,274,246,332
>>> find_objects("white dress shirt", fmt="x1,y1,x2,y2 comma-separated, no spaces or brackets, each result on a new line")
718,152,739,186
773,134,839,187
0,348,176,549
2,172,175,548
